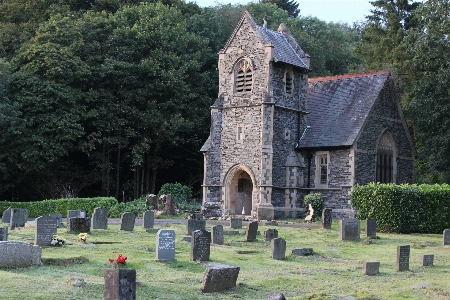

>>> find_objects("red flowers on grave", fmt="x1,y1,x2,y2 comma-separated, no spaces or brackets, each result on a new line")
108,254,127,268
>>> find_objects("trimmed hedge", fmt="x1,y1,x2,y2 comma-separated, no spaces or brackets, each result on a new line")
0,197,118,218
303,193,323,220
351,183,450,234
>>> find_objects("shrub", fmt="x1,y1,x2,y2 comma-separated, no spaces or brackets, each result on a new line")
417,184,450,233
303,193,323,219
158,183,192,203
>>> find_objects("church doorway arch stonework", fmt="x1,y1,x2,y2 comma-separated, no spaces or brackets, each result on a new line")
223,164,256,216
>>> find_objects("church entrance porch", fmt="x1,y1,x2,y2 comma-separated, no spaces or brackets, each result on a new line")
223,164,256,217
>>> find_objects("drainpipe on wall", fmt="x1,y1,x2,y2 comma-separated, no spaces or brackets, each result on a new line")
306,153,313,195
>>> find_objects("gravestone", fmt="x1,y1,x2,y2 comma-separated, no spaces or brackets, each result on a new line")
397,245,410,271
365,219,377,238
322,208,332,229
339,218,360,241
201,263,240,293
91,207,108,230
0,227,7,241
230,218,242,229
291,248,314,256
186,219,206,235
212,225,224,245
245,221,258,242
104,269,136,300
422,254,434,267
0,241,41,268
267,292,286,300
443,229,450,245
119,212,135,231
142,210,154,229
271,238,286,260
191,230,211,262
48,213,63,227
67,209,87,219
2,207,11,223
264,228,278,241
67,218,91,233
34,216,58,246
10,208,28,230
362,261,380,275
156,229,176,261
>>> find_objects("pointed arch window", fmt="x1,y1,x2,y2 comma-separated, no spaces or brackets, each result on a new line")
376,131,396,183
235,59,253,93
285,66,293,95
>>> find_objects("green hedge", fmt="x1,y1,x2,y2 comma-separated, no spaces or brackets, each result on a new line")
352,183,450,234
0,197,118,218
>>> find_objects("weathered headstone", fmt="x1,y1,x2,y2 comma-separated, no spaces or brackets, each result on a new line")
119,212,135,231
365,219,377,238
0,227,7,241
1,207,11,223
142,210,154,229
291,248,314,256
271,238,286,260
0,241,41,268
267,292,286,300
48,213,63,227
245,221,258,242
67,217,91,233
339,218,360,241
67,209,86,219
422,254,434,267
230,218,242,229
264,228,278,241
186,219,206,235
322,208,332,229
201,263,240,293
156,229,176,261
91,207,108,230
396,245,410,271
362,261,380,275
212,225,224,245
10,208,28,230
34,216,58,246
443,229,450,245
104,269,136,300
191,229,211,262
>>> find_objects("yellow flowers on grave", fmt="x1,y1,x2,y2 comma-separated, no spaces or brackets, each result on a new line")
78,233,88,243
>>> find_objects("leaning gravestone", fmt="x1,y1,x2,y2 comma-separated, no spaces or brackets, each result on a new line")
186,219,206,235
67,217,91,233
212,225,224,245
0,241,41,268
422,254,434,267
365,219,377,238
142,210,154,229
48,213,63,228
230,218,243,229
201,263,240,293
1,207,11,223
271,238,286,260
34,216,58,246
397,245,410,271
264,228,278,241
10,208,28,230
119,212,135,231
362,261,380,276
245,221,258,242
443,229,450,245
322,208,332,229
156,229,176,261
91,207,108,230
339,218,360,241
191,229,211,262
0,227,7,241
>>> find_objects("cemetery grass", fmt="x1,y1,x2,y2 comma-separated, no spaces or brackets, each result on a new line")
2,222,450,299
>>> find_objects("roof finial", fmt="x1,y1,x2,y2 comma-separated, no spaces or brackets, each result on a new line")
263,15,267,29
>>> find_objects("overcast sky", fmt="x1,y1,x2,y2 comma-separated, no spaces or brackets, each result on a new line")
192,0,373,24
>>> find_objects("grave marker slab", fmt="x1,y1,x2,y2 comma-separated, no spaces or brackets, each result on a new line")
34,216,58,246
443,229,450,245
0,241,41,268
271,238,286,260
67,217,91,233
0,227,7,241
362,261,380,275
156,229,176,261
212,225,224,245
322,208,332,229
91,207,108,230
104,269,136,300
230,218,243,229
2,207,11,223
48,213,63,227
191,230,211,262
339,218,360,241
264,228,278,241
245,221,258,242
365,219,377,238
267,292,286,300
10,208,28,230
422,254,434,266
397,245,410,271
142,210,154,229
186,219,206,235
201,263,240,293
67,209,86,219
291,248,314,256
119,212,135,231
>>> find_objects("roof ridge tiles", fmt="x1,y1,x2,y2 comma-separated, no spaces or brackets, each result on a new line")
308,70,390,82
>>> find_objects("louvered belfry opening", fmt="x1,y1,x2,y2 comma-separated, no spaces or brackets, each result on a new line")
285,70,293,94
236,59,252,92
376,132,395,183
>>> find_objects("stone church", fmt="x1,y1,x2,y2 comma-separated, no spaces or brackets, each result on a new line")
200,12,416,220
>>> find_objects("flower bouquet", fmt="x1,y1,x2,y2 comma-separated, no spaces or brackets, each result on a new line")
51,235,66,246
108,254,127,269
78,233,88,243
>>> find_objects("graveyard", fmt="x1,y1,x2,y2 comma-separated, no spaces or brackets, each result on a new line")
1,214,450,299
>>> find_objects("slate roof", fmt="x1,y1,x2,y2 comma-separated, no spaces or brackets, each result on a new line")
297,70,391,149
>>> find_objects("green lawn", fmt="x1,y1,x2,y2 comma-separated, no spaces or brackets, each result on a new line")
1,220,450,299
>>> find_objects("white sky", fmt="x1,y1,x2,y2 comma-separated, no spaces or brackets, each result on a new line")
193,0,373,24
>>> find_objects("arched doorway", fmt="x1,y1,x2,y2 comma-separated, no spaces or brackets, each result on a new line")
223,164,255,216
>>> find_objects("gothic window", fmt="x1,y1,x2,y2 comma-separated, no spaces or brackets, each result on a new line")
235,59,252,93
376,131,396,183
285,66,293,95
315,151,329,186
237,125,245,141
